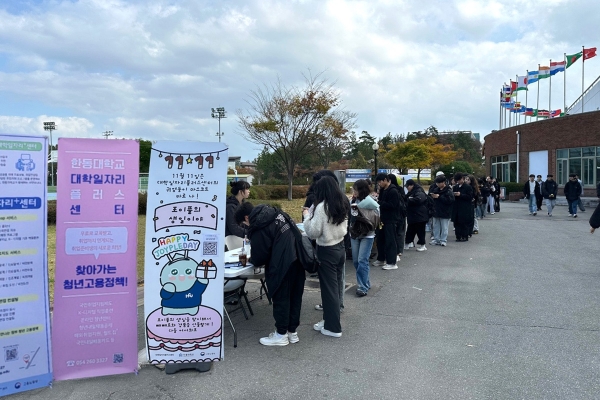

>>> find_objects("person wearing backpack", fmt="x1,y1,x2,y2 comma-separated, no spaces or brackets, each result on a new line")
430,175,454,246
404,179,429,251
235,202,306,346
349,179,380,297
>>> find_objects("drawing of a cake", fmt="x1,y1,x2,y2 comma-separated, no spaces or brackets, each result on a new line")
146,306,222,363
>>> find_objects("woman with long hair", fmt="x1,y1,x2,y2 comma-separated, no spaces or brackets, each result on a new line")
225,180,251,238
387,174,407,259
466,175,480,235
349,180,380,297
303,176,349,338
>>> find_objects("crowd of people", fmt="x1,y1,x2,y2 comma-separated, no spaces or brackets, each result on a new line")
522,173,586,217
225,170,506,347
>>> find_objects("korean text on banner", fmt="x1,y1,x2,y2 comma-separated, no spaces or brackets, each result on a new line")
52,138,139,381
0,135,52,396
144,142,227,364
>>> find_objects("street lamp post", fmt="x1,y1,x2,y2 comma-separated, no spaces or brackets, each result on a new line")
102,130,114,139
43,122,56,187
211,107,226,142
372,143,380,180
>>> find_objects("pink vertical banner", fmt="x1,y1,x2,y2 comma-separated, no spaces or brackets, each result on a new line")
52,138,139,380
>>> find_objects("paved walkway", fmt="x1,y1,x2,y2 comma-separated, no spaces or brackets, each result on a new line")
12,202,600,399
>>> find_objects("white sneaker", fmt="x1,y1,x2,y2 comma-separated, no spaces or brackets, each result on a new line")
440,242,447,246
320,328,342,338
259,331,289,346
382,264,398,270
372,260,385,267
408,242,414,248
287,332,299,344
568,214,573,217
429,241,438,246
314,304,323,311
416,245,427,252
396,255,401,263
573,214,577,218
313,320,325,331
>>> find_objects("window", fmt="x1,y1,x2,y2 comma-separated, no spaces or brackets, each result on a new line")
490,154,517,182
556,147,598,186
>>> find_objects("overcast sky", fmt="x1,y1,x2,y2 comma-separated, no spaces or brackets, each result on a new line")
1,0,599,161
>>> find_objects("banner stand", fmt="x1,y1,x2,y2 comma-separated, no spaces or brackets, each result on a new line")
165,362,211,375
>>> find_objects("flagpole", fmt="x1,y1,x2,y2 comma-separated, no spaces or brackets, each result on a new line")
582,45,585,112
563,53,567,112
526,70,529,124
498,88,504,130
537,64,540,121
549,59,552,114
516,76,519,125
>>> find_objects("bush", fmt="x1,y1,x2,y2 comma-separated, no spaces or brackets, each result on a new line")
138,192,148,215
48,201,56,225
500,182,523,196
248,185,309,200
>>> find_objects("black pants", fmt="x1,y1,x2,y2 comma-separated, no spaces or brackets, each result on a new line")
405,221,426,245
536,195,543,210
376,221,398,264
454,221,469,240
395,218,406,255
272,261,306,335
317,241,345,334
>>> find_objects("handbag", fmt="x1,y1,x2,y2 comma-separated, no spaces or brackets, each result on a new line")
282,213,319,273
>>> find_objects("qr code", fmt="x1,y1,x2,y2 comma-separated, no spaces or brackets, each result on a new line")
5,347,17,362
113,353,123,364
203,241,218,255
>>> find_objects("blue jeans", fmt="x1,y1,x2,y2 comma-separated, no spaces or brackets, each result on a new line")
350,237,374,293
545,198,556,214
431,217,450,244
528,194,537,213
567,199,578,215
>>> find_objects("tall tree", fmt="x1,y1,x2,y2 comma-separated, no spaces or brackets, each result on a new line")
385,137,458,183
138,139,153,173
238,72,356,200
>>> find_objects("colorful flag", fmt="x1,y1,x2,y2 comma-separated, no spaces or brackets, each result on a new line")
550,109,562,118
550,61,565,75
502,101,515,109
510,81,517,92
537,110,550,117
538,66,550,79
503,84,512,94
525,108,534,116
516,75,528,90
528,70,539,85
583,47,597,60
517,106,526,113
566,51,582,68
514,102,521,109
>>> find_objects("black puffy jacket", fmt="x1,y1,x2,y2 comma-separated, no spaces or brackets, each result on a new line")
431,184,455,219
247,205,299,295
406,185,429,224
225,196,245,238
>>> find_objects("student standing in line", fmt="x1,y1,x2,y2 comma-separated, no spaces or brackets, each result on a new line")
404,179,429,251
486,176,496,215
372,173,401,270
430,175,454,246
522,174,540,216
303,176,349,338
451,173,473,242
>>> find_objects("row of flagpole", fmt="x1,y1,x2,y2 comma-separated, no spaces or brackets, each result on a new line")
499,46,597,130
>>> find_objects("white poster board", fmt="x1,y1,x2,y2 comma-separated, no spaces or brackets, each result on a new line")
0,135,52,396
529,150,548,178
144,142,227,364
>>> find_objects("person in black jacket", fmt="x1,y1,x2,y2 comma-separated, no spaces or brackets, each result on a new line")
374,173,400,270
388,174,407,260
478,178,490,218
235,203,305,347
451,173,474,241
589,201,600,233
541,174,558,216
404,179,429,251
225,181,250,239
430,175,454,246
564,173,582,217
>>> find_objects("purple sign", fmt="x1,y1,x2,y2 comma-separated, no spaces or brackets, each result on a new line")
52,138,139,380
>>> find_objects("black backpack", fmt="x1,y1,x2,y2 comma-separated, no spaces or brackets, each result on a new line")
349,209,374,239
281,213,319,273
426,195,436,218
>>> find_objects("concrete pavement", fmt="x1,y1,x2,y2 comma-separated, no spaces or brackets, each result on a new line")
10,202,600,399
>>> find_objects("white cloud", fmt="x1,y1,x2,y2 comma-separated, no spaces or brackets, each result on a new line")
0,0,599,161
